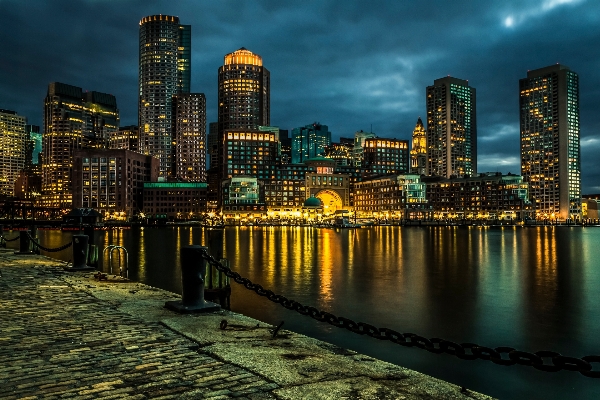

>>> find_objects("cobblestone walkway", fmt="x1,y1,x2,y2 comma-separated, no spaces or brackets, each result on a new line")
0,261,277,399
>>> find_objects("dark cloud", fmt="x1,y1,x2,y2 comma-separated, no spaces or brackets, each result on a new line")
1,0,598,192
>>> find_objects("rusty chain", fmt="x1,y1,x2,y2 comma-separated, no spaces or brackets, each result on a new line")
198,248,600,378
0,234,20,242
26,232,73,253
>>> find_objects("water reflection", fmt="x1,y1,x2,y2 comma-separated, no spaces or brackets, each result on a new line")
11,226,600,399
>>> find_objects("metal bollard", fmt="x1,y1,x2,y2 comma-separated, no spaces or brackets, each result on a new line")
14,230,33,255
165,245,220,313
65,234,95,271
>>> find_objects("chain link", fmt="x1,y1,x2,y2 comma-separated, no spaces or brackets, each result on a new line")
0,234,20,242
27,233,73,253
198,248,600,378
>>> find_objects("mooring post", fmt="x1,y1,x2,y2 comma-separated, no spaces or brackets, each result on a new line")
14,230,33,255
165,245,220,313
65,234,95,271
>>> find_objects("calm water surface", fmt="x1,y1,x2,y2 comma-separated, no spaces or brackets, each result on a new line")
13,225,600,399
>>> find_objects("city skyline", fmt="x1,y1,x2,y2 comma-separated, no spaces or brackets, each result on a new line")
1,1,599,192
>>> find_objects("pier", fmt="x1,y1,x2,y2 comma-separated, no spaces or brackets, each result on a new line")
0,248,492,399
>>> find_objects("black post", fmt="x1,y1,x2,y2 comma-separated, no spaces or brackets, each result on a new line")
14,230,33,255
65,234,95,271
165,245,220,313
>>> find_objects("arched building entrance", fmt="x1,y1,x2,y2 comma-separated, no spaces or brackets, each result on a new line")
314,190,343,214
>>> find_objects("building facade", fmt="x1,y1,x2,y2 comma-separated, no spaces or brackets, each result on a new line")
110,125,139,152
424,174,531,220
72,148,159,219
426,77,476,178
0,109,27,197
519,64,581,220
223,130,278,180
354,174,428,219
410,117,427,175
172,93,206,181
142,182,208,220
42,82,119,208
353,130,376,167
138,15,191,177
291,123,331,163
362,137,409,176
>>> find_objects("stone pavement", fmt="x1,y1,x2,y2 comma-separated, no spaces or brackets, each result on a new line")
0,249,494,399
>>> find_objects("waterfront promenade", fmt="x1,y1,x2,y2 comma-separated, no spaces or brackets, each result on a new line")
0,248,492,399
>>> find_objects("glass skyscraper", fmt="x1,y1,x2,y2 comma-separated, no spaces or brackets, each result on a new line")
291,123,331,164
426,77,477,178
0,109,26,197
138,15,191,177
520,64,581,220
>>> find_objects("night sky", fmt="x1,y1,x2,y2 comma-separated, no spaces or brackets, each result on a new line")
1,0,599,192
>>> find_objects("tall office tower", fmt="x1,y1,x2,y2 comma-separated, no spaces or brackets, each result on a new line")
426,77,476,178
520,64,581,220
363,138,410,176
353,130,376,167
172,93,206,182
110,125,140,152
42,82,119,208
25,125,42,169
207,122,219,168
0,109,26,197
138,15,191,178
291,123,331,163
410,117,427,175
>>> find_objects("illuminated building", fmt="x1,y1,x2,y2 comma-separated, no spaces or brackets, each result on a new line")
265,164,311,212
223,129,278,180
14,170,42,200
221,176,267,223
207,122,218,168
362,137,409,176
520,64,581,220
172,93,206,181
305,157,350,214
291,123,331,163
110,125,139,152
354,174,428,219
0,109,27,197
138,15,191,177
25,125,42,169
72,149,159,219
353,130,376,167
426,77,477,178
42,82,119,208
142,182,208,220
410,117,427,175
423,173,531,220
279,129,291,164
324,137,354,166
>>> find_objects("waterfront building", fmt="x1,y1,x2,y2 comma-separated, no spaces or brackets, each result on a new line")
110,125,139,152
304,157,350,214
138,15,191,178
426,77,476,178
0,109,27,197
410,117,427,175
582,195,599,220
353,130,376,167
142,182,208,220
354,174,428,220
291,123,332,164
519,64,581,220
362,137,410,176
42,82,119,208
221,176,267,223
172,93,206,182
265,163,312,214
72,148,158,219
223,129,278,180
423,173,531,220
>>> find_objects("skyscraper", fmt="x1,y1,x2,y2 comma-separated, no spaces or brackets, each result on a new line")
410,117,427,175
42,82,119,208
426,77,476,178
138,15,191,177
172,93,206,182
291,123,331,163
520,64,581,220
0,109,26,197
